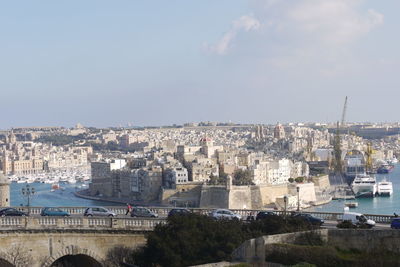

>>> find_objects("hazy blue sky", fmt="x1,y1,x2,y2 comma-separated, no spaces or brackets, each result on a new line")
0,0,398,128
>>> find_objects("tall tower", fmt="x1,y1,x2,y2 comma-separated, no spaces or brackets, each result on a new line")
0,172,10,207
274,123,285,139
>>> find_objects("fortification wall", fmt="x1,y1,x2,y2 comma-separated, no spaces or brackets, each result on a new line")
228,186,252,209
199,186,229,208
311,175,330,191
160,183,202,206
258,184,289,205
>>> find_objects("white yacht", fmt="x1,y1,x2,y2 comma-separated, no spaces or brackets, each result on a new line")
351,174,377,198
377,179,393,196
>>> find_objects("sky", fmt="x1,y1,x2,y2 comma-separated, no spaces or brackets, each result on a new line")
0,0,399,128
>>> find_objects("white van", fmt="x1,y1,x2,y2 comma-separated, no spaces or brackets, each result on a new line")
342,212,376,228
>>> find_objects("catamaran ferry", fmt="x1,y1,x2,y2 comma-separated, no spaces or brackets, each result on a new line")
351,174,377,198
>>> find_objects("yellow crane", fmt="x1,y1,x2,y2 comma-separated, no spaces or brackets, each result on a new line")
365,142,375,173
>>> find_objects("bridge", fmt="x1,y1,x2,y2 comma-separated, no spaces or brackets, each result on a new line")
0,206,395,266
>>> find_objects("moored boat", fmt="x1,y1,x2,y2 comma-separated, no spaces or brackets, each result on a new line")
351,174,377,198
377,164,394,174
377,179,393,196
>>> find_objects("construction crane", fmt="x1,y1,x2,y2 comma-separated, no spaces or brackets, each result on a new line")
365,142,375,173
332,96,348,177
333,121,343,174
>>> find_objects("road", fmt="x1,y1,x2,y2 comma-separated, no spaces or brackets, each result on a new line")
323,220,390,229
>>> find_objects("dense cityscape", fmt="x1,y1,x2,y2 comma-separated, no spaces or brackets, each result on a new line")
2,122,400,208
1,121,400,266
2,0,400,266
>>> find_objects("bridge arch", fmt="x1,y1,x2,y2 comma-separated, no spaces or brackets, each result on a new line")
43,245,103,267
0,251,19,267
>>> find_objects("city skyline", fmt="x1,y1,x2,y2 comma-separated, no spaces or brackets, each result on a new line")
1,1,399,128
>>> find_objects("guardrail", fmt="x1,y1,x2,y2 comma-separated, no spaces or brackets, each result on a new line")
8,206,396,224
0,216,166,231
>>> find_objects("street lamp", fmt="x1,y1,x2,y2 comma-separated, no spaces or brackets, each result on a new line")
296,186,300,211
21,184,35,215
283,195,288,217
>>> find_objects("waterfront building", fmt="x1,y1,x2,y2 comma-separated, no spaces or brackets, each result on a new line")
266,159,291,185
89,159,126,197
164,166,189,188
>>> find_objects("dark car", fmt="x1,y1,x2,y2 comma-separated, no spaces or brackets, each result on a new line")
0,208,28,217
41,207,70,217
131,207,158,218
292,213,324,226
391,218,400,229
168,208,192,217
256,211,278,220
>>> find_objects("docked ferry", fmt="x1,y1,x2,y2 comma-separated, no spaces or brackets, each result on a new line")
351,174,377,198
377,179,393,196
344,150,366,183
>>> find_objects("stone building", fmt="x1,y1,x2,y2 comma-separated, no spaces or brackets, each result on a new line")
274,123,286,140
0,173,10,207
164,166,189,188
89,159,126,197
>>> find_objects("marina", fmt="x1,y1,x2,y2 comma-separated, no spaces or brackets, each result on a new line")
308,164,399,215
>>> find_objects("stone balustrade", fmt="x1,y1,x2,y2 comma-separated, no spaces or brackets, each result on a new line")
6,206,397,224
0,216,166,231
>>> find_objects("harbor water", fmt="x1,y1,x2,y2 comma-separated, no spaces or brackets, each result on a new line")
309,164,400,215
9,165,400,214
11,182,112,207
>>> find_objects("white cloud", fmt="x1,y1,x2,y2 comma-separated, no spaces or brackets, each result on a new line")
204,14,260,55
285,0,384,44
255,0,383,45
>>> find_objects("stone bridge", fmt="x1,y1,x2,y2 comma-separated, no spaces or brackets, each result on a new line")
0,216,164,267
0,228,147,267
0,206,394,266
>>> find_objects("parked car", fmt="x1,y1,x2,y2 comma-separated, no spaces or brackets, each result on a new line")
391,218,400,229
168,208,192,217
292,213,324,226
256,211,278,220
41,207,70,217
210,209,241,220
0,208,28,217
130,207,158,218
342,212,375,228
84,207,116,217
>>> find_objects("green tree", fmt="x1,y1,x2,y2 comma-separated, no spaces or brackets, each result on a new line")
131,214,314,267
233,169,253,185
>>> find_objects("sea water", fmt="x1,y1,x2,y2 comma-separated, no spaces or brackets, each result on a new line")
308,164,400,215
10,182,112,207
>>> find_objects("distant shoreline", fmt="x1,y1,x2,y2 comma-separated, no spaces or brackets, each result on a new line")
73,189,127,205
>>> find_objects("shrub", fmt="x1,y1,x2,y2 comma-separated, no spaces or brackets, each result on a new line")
294,231,325,246
132,214,319,267
266,244,344,267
